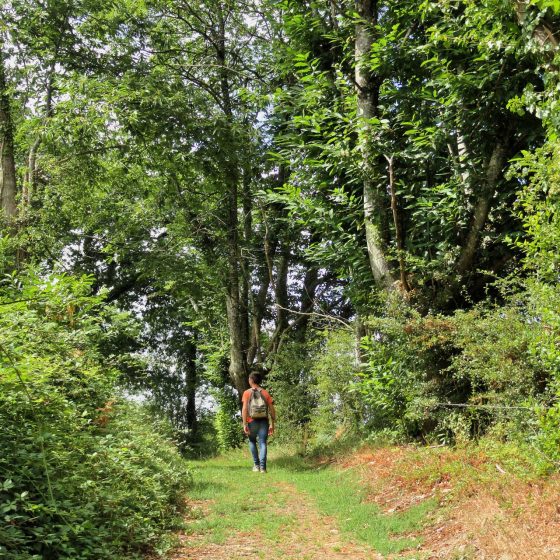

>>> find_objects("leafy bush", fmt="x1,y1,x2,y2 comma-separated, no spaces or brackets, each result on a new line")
0,270,191,559
356,285,560,447
528,282,560,466
214,388,243,452
509,138,560,465
267,332,367,451
267,340,318,446
308,330,364,438
357,312,437,439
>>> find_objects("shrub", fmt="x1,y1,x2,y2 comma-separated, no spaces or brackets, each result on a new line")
266,340,318,446
214,388,243,452
0,270,191,559
356,284,560,446
308,330,365,437
355,306,439,439
527,281,560,466
266,332,367,451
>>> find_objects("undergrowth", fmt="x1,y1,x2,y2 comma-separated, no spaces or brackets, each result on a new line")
0,271,191,559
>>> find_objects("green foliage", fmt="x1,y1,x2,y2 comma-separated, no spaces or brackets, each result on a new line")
357,307,431,438
308,330,364,438
267,341,318,441
3,0,560,504
503,66,560,465
214,389,243,452
0,271,191,559
269,0,544,305
509,142,560,282
530,0,560,14
355,282,560,448
526,282,560,466
267,332,368,450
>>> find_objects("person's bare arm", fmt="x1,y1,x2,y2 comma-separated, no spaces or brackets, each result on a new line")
268,402,276,435
242,400,249,434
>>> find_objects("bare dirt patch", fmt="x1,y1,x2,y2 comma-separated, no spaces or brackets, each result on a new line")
170,531,266,560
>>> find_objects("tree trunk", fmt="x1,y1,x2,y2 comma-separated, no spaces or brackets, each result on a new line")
293,264,319,342
216,6,249,397
247,226,275,365
0,45,17,220
456,129,472,188
184,335,197,434
224,166,248,395
354,315,367,366
247,260,270,366
22,138,40,209
385,155,410,292
355,0,394,290
455,141,507,275
268,241,290,355
516,1,559,49
22,63,55,211
239,165,252,365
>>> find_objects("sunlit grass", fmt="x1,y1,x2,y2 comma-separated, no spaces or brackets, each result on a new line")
185,448,435,556
185,452,294,545
271,452,434,555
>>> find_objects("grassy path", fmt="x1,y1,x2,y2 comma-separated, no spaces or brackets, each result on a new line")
167,449,434,560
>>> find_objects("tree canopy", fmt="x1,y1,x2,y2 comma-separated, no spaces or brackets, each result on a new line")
2,0,560,465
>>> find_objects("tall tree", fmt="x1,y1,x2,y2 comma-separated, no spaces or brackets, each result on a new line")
0,39,17,220
355,0,395,290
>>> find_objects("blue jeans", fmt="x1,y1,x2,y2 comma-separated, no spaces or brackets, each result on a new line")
248,418,269,470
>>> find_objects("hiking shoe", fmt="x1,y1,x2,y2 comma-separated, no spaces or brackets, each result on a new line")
252,465,260,472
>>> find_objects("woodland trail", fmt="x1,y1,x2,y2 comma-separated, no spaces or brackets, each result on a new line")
172,480,380,560
165,450,430,560
164,446,560,560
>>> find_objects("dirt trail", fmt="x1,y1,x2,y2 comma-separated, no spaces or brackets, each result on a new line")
169,481,382,560
163,446,560,560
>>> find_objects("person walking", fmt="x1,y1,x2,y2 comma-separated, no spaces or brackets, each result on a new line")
242,372,275,473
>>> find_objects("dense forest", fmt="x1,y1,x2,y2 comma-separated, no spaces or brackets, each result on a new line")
1,0,560,558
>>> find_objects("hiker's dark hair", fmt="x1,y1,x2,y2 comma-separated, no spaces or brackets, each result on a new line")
249,371,262,385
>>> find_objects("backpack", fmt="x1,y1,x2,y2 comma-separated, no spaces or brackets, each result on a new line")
248,389,268,419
